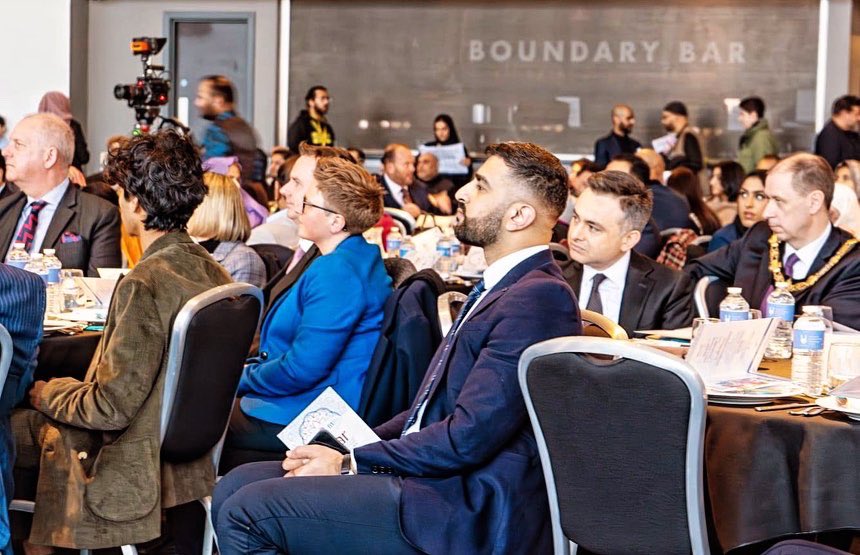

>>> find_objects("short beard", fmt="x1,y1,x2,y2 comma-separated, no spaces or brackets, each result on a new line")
454,202,505,248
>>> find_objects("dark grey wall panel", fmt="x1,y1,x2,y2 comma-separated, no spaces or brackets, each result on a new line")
289,0,818,159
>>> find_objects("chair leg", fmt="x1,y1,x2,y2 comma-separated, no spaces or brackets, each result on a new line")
200,496,216,555
120,545,138,555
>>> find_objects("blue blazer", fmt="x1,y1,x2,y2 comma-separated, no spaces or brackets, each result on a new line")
355,250,582,555
238,235,392,425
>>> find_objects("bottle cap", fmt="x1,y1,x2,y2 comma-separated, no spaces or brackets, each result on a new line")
727,287,742,294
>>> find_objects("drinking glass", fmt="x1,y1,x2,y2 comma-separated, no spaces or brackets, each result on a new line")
827,341,860,390
60,269,85,311
691,317,719,346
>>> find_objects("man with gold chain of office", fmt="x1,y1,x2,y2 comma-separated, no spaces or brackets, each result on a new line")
686,153,860,330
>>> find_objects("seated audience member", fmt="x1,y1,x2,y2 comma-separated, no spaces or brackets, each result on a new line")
212,142,582,555
667,167,721,235
0,153,18,201
602,154,663,258
0,113,121,276
756,154,781,171
227,156,392,452
608,153,693,232
554,158,598,243
414,151,454,215
248,155,300,248
687,153,860,329
188,172,267,287
830,175,860,237
37,91,89,171
202,156,269,228
347,146,366,166
706,160,745,226
709,170,769,252
0,265,45,555
11,130,232,551
835,159,860,198
563,171,694,334
636,147,666,185
378,143,432,218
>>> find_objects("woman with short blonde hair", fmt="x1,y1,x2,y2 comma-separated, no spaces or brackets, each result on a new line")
188,172,266,287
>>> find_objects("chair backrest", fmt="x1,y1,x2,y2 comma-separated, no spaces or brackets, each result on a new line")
0,324,12,401
358,269,445,427
691,234,712,247
160,283,263,463
437,291,467,336
383,256,418,288
250,243,294,282
549,242,571,263
660,227,683,238
694,275,726,319
580,309,628,340
384,207,417,234
518,337,709,555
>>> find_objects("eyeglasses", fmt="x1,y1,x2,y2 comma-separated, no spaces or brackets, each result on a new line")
301,198,340,216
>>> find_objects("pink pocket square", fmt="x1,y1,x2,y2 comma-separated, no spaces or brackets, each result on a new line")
61,231,82,243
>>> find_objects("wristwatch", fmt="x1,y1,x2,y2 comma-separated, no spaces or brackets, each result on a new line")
340,453,353,475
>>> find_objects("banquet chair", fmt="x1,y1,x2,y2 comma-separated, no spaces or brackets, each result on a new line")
384,207,417,235
518,336,709,555
11,283,263,555
549,242,571,263
250,243,294,282
437,291,467,336
0,324,11,401
580,309,628,340
694,275,724,319
383,256,418,288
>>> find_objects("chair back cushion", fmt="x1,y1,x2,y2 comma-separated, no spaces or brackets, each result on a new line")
161,294,261,462
526,352,693,554
383,257,418,288
250,243,294,282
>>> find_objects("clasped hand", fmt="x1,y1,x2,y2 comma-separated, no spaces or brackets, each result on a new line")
282,444,343,477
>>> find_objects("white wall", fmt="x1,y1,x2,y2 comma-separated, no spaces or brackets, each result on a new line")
0,0,71,132
87,0,279,172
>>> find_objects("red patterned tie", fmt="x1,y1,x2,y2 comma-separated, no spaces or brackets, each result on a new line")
15,200,47,253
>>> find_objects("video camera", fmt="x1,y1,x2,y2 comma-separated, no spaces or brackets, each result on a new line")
113,37,172,133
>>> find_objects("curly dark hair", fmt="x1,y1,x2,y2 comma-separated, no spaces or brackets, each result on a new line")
485,142,569,219
103,129,206,232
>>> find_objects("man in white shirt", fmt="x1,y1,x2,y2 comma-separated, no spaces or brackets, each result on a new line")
379,143,430,218
562,170,694,334
0,113,120,275
687,153,860,329
212,141,581,555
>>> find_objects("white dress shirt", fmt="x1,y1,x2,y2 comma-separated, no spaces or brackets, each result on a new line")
578,250,631,324
784,224,832,279
383,174,406,208
403,244,549,436
9,179,70,256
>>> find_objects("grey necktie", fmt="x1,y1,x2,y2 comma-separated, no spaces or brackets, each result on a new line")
586,273,606,314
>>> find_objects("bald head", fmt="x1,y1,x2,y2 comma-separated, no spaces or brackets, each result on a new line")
1,113,73,197
611,104,635,135
636,148,665,182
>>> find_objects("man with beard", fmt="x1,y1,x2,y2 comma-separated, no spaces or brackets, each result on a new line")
212,142,582,555
594,104,641,169
195,75,262,192
288,86,336,153
660,100,703,173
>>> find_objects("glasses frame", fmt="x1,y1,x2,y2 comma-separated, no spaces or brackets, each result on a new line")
301,198,340,216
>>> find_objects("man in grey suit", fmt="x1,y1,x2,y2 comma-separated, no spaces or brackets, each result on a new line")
562,170,694,335
0,113,120,276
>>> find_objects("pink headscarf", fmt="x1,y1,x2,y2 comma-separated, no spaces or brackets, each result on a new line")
38,91,73,123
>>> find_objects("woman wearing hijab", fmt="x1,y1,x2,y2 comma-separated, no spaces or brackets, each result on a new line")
425,113,472,195
37,91,90,171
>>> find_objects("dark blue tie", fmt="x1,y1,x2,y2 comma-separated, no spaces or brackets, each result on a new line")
402,280,486,434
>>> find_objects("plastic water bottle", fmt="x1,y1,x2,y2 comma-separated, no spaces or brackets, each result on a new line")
791,306,827,396
7,242,30,269
399,236,416,259
42,249,62,284
386,227,403,257
24,253,49,284
764,282,795,359
719,287,750,322
435,237,453,274
448,234,461,271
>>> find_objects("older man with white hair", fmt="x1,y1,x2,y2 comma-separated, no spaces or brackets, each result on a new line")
0,113,120,275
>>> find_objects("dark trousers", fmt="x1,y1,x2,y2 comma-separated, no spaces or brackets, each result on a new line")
213,461,424,555
226,399,288,452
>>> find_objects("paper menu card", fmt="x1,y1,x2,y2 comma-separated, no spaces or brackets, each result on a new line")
830,376,860,399
651,133,677,155
418,143,469,175
685,318,780,386
277,387,380,450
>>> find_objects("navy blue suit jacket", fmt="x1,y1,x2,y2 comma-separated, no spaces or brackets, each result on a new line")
355,250,581,554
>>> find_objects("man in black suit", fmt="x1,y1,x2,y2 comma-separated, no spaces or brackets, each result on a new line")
377,143,432,218
0,114,120,276
687,153,860,330
563,170,694,335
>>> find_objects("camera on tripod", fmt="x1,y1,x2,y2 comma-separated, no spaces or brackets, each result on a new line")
113,37,171,132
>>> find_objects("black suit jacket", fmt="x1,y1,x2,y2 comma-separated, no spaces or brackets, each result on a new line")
0,184,121,276
686,222,860,330
562,250,694,334
377,174,433,213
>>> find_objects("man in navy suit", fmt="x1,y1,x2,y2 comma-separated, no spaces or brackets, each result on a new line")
213,142,582,554
0,264,45,554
